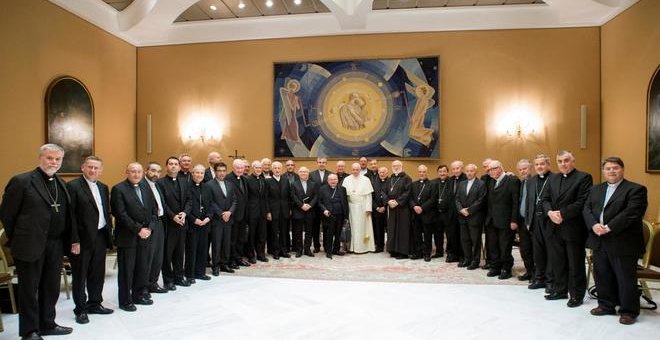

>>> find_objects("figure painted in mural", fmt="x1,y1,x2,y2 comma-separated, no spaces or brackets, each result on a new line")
339,92,368,131
279,78,302,142
409,83,435,147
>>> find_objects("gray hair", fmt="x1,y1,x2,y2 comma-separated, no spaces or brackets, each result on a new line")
40,143,64,155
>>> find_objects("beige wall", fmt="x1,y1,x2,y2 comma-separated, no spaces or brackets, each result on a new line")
602,0,660,221
0,0,136,191
137,28,602,179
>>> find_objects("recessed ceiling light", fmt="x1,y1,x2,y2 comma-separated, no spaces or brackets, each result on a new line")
265,0,274,8
294,0,302,5
238,2,246,9
209,5,217,10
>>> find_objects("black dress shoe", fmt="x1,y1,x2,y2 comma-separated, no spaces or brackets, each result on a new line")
295,251,302,258
374,248,383,253
174,279,191,287
544,292,568,300
134,296,153,305
410,254,422,260
528,281,546,290
313,248,321,253
257,256,269,262
457,260,468,268
220,265,235,273
188,278,196,284
21,331,43,340
336,250,346,256
248,258,257,264
481,263,491,270
165,282,177,291
486,269,500,277
87,305,114,314
424,255,431,262
567,297,583,308
326,253,332,259
518,272,533,281
305,250,315,257
148,284,168,294
195,275,211,281
230,263,240,269
119,304,137,312
280,253,291,258
273,255,280,260
432,252,444,258
467,263,479,270
445,255,459,263
498,270,512,280
75,313,89,324
212,268,220,276
395,254,408,259
238,259,251,266
40,324,73,336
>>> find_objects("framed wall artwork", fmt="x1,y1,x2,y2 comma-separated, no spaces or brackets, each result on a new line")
648,65,660,172
45,76,94,174
274,57,440,159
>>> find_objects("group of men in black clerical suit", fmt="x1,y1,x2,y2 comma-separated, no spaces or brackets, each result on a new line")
0,146,651,340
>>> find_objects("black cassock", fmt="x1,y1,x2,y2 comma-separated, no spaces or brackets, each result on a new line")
385,172,412,255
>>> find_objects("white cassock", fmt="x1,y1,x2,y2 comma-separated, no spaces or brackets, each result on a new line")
342,175,375,253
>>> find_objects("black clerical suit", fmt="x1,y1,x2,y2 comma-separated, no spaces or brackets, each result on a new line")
485,174,520,275
583,179,647,316
434,177,454,257
145,179,166,291
185,181,213,279
386,172,413,256
266,175,291,257
542,169,592,299
246,173,269,261
111,179,158,307
203,167,215,183
282,171,299,252
455,178,487,266
0,168,78,336
67,176,113,316
309,169,332,251
517,176,535,276
208,179,237,271
225,172,249,264
480,174,495,266
158,175,192,285
290,179,318,255
371,176,388,252
410,179,438,258
524,172,553,285
318,184,349,255
447,173,467,260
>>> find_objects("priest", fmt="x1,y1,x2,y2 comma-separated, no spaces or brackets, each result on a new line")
386,160,413,259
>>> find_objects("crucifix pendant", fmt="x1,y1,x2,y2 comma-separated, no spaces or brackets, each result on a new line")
51,202,61,212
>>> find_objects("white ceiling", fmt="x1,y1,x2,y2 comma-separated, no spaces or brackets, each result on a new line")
49,0,639,46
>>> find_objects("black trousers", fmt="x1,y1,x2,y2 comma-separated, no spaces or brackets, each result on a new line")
486,224,515,271
230,219,248,262
14,239,63,336
422,221,438,256
70,229,108,315
312,212,322,251
270,215,289,256
531,215,552,284
593,246,640,316
323,214,343,254
411,216,425,256
248,215,268,259
434,213,450,256
446,215,463,258
372,211,386,251
517,217,534,274
293,213,314,253
117,238,150,306
148,218,165,286
162,223,186,284
547,232,586,298
459,217,482,265
211,222,232,267
266,220,274,255
185,226,209,278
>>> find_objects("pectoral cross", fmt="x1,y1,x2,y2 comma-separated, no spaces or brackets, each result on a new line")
51,202,61,212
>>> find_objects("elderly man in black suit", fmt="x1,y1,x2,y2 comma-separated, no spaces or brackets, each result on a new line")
525,154,554,291
484,160,520,280
207,162,238,275
225,159,250,268
245,160,269,263
542,150,592,308
158,157,192,289
203,151,222,183
143,162,168,294
516,159,535,281
185,164,213,282
456,163,487,270
111,162,158,312
67,156,114,325
266,161,292,259
318,174,349,259
309,157,332,253
291,167,319,257
410,165,438,261
0,144,78,339
583,157,648,325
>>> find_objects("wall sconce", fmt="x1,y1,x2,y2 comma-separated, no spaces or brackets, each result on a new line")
505,120,536,139
180,115,223,144
495,103,542,143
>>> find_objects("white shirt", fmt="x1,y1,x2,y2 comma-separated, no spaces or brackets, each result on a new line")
146,179,164,217
600,179,622,225
217,179,227,196
209,167,215,179
84,177,106,229
466,178,475,194
359,168,368,176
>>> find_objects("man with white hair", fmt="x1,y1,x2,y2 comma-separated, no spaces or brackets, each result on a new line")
1,144,78,338
410,164,438,261
386,160,413,259
266,161,292,259
290,167,319,257
456,164,487,270
335,160,348,184
245,160,269,262
371,166,389,252
261,158,273,178
446,160,467,263
342,163,376,253
203,151,222,182
225,159,250,267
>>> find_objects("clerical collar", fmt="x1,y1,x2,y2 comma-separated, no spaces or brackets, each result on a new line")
194,183,201,187
273,175,280,180
561,169,575,178
419,179,426,183
168,175,177,181
37,167,56,181
538,172,550,179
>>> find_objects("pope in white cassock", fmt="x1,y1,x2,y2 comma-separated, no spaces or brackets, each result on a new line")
342,163,376,253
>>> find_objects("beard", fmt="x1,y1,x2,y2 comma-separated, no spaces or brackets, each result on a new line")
41,166,59,177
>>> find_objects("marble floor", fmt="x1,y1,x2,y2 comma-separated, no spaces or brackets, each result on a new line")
1,264,659,340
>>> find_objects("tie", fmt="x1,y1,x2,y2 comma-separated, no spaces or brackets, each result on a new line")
520,180,527,218
134,185,144,206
